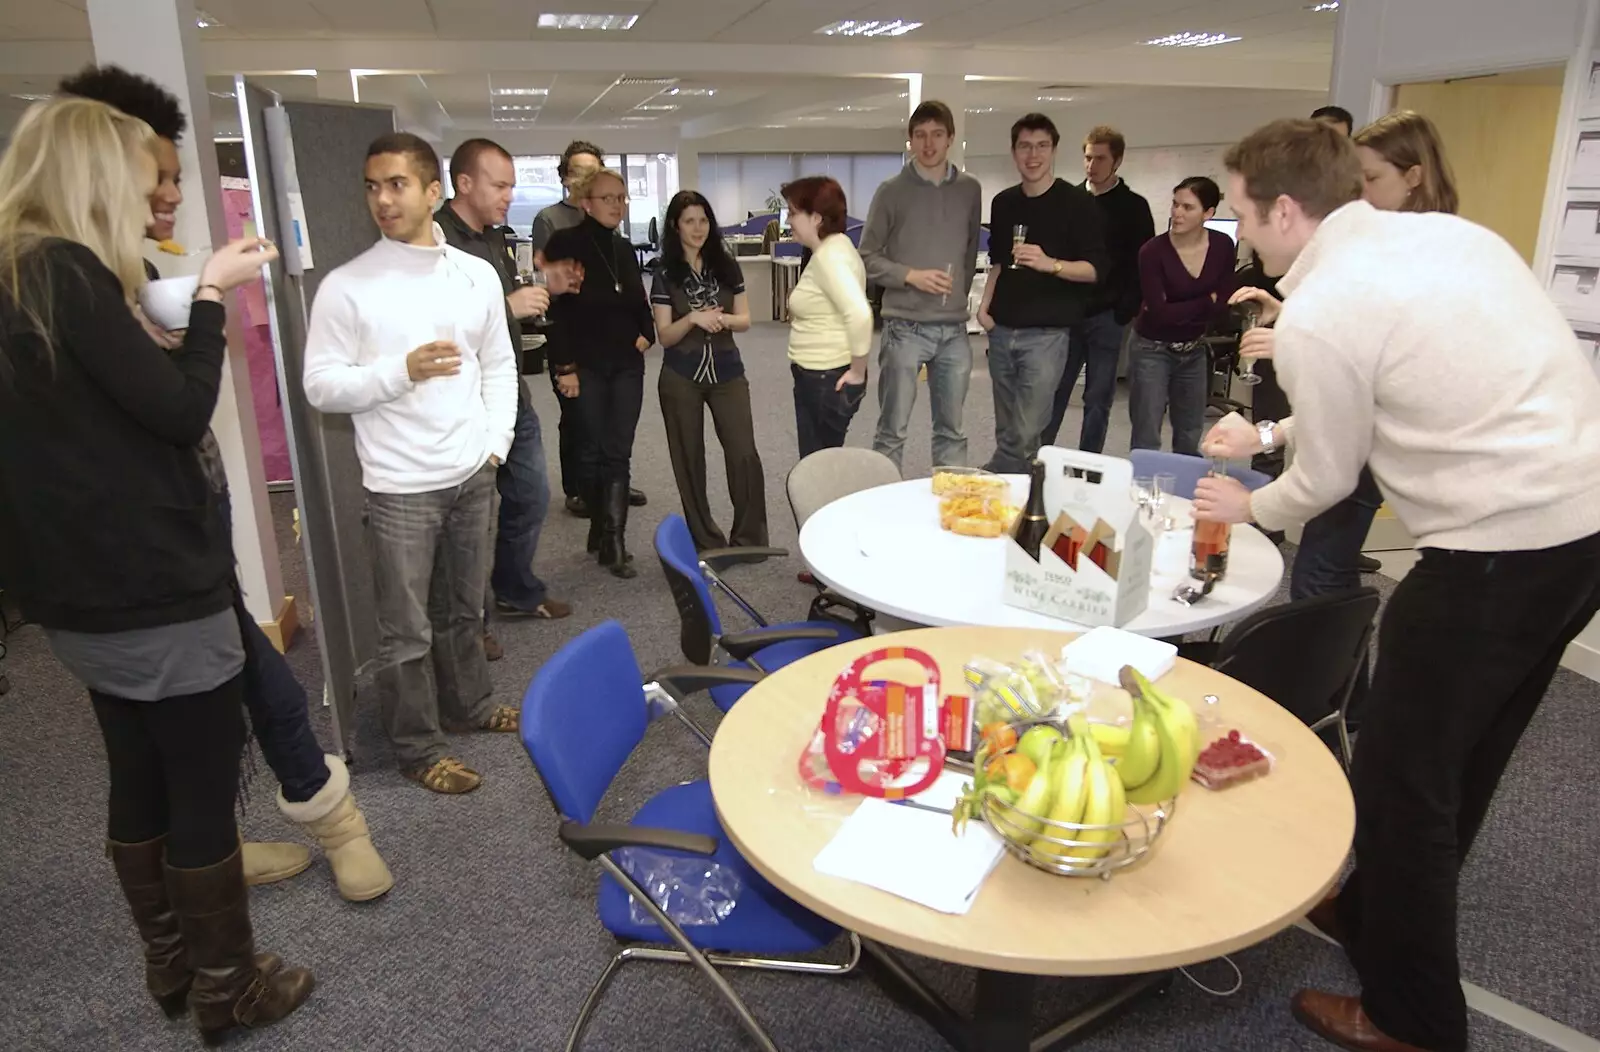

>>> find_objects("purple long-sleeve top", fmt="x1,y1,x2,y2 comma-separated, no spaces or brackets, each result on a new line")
1133,230,1236,343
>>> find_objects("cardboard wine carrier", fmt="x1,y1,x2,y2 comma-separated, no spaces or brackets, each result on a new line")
1003,447,1154,627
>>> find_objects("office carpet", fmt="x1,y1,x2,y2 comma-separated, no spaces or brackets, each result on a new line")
0,323,1594,1051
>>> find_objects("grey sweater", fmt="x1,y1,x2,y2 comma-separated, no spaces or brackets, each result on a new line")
858,163,983,324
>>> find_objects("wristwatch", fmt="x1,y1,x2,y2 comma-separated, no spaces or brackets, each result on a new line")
1051,260,1063,276
1258,420,1279,454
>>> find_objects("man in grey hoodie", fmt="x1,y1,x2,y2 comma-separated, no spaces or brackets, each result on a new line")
859,101,983,471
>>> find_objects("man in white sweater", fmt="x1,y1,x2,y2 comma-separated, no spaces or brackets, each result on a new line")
303,133,520,795
1194,119,1600,1052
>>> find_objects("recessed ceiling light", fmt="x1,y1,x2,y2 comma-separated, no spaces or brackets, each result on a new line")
493,87,549,96
965,107,996,114
1306,1,1339,9
667,87,717,97
796,115,828,122
815,18,922,37
618,76,679,86
634,104,679,111
620,115,656,121
495,103,540,111
1036,95,1075,103
195,9,222,27
835,105,879,112
538,13,638,31
11,93,51,101
1143,31,1241,47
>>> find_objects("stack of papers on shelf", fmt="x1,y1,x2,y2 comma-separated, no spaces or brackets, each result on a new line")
1062,626,1177,686
813,797,1005,915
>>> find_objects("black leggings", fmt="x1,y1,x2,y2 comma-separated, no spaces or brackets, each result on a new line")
90,676,247,869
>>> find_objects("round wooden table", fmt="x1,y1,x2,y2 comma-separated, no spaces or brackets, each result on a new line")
798,477,1285,637
708,626,1355,1051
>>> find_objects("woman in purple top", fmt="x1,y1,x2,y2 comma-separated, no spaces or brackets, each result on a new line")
1128,176,1235,454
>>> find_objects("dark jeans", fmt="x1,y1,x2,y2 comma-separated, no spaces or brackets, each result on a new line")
659,368,768,550
575,365,645,488
983,325,1069,473
489,387,551,612
365,464,496,771
791,362,866,458
1246,358,1291,479
90,676,247,868
1043,309,1124,454
1334,532,1600,1051
549,365,593,499
1292,468,1385,721
1128,333,1208,455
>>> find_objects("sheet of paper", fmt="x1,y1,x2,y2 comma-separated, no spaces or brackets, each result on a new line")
813,797,1005,915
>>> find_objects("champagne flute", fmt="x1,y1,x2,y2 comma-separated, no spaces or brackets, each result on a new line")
941,262,955,308
1151,473,1176,530
1235,299,1263,387
1130,476,1155,524
516,241,552,329
1008,224,1028,270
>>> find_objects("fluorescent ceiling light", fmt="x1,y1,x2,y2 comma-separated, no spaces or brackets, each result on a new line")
1037,95,1075,103
965,106,995,114
836,105,878,112
667,87,716,97
538,13,638,31
618,76,678,85
209,90,235,99
620,115,656,121
12,93,51,101
195,9,222,27
815,18,922,37
796,115,828,122
1306,1,1339,9
494,87,549,96
634,104,679,111
495,104,540,111
1143,31,1241,47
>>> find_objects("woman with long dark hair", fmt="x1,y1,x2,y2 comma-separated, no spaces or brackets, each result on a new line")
651,190,767,550
0,97,311,1041
1128,175,1235,455
542,167,656,577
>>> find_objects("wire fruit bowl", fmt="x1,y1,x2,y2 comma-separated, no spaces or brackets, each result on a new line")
979,717,1178,880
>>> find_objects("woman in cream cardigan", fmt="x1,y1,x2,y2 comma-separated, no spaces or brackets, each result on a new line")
780,176,873,457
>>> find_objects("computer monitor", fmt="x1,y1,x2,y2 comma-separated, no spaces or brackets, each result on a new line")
779,206,789,233
1205,218,1239,243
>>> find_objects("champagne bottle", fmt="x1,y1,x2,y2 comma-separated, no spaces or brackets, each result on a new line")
1012,458,1050,562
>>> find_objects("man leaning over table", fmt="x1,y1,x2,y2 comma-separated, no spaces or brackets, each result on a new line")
1191,118,1600,1052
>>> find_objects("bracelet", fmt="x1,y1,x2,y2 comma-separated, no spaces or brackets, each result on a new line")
192,283,224,301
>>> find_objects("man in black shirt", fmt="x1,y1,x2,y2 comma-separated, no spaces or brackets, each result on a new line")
977,113,1109,473
1042,124,1155,453
438,138,572,625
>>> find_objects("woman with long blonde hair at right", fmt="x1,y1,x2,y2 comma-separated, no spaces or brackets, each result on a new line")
0,97,312,1043
1352,109,1460,215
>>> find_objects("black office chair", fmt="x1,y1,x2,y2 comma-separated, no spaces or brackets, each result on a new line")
1180,587,1380,770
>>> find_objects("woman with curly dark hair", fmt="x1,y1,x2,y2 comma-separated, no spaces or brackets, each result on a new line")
651,190,767,550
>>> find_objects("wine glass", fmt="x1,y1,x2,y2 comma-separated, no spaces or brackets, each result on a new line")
1130,476,1155,522
1151,473,1176,529
941,262,956,307
1234,299,1263,387
1008,225,1028,270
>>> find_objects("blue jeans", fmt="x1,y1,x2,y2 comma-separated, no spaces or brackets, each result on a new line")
489,387,551,612
982,325,1069,474
1043,309,1123,454
872,319,971,470
1128,333,1209,455
217,493,328,803
1291,466,1383,600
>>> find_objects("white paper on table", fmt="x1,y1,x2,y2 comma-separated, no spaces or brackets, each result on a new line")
1062,626,1177,685
813,797,1005,915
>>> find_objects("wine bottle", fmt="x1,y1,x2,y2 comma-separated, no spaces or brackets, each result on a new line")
1012,458,1050,562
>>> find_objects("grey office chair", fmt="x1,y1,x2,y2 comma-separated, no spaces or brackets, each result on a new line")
786,448,902,634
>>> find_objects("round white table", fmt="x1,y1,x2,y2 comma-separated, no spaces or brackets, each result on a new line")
798,475,1284,637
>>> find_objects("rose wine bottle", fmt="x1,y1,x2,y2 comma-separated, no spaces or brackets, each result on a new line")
1191,458,1232,580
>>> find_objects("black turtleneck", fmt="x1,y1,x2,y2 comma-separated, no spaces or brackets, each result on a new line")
541,215,655,372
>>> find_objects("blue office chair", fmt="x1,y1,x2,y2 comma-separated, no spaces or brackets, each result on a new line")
1128,449,1271,500
653,514,861,712
520,621,859,1052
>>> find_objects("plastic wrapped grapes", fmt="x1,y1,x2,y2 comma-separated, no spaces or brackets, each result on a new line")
963,651,1090,730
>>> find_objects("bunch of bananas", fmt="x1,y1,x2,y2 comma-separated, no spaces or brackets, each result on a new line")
1114,666,1200,804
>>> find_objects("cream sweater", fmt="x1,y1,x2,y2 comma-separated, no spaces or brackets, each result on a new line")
303,223,517,495
1252,201,1600,552
786,233,872,370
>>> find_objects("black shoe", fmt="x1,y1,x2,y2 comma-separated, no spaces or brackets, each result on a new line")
628,488,647,507
564,494,590,518
1357,554,1382,574
600,481,638,579
585,485,604,555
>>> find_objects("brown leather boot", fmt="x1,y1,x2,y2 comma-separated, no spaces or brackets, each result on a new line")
165,848,314,1046
108,836,192,1018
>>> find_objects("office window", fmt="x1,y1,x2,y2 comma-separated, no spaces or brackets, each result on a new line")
697,153,906,227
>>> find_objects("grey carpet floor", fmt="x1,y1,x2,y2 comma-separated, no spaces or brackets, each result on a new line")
0,322,1595,1051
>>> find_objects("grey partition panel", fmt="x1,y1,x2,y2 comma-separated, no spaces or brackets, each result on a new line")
240,84,395,757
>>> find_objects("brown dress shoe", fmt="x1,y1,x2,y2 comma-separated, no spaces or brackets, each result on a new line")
1305,889,1343,946
1291,990,1430,1052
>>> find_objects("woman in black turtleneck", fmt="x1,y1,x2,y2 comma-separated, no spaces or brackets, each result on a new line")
543,167,656,577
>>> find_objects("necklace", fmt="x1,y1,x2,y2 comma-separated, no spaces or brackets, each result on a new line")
591,226,623,293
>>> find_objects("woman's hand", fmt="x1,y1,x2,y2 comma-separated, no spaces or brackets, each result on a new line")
688,309,724,333
835,366,867,391
1239,327,1275,361
635,335,652,353
977,310,996,332
199,237,279,292
1227,286,1283,327
556,372,579,398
